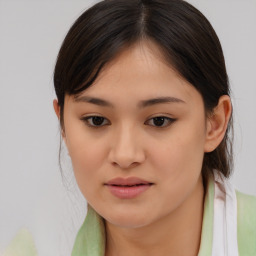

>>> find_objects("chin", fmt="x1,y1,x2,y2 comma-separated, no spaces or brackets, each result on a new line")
104,211,154,229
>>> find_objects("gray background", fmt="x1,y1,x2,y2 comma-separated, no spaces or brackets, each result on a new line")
0,1,255,255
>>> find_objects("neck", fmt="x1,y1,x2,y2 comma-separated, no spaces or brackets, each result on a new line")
105,176,205,256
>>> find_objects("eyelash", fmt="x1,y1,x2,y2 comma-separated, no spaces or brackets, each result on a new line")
81,115,176,128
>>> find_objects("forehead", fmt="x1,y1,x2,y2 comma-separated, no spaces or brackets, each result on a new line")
72,41,203,107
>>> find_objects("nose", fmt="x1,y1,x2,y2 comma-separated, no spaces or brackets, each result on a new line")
108,125,146,169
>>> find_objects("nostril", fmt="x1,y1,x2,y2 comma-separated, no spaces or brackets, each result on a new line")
108,144,146,169
111,160,140,170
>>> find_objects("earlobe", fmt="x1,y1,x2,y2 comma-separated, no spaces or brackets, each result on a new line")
204,95,232,152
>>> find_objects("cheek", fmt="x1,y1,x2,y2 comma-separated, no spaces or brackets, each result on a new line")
146,126,205,212
64,126,107,194
149,120,206,181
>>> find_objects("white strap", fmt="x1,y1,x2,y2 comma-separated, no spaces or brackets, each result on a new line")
212,172,239,256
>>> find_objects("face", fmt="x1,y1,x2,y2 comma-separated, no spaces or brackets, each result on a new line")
61,41,210,228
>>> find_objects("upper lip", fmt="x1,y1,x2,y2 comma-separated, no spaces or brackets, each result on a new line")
105,177,153,186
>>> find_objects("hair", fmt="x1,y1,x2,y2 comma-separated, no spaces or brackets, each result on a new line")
53,0,233,186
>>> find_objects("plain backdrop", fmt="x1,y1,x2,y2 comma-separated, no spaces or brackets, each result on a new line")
0,1,255,255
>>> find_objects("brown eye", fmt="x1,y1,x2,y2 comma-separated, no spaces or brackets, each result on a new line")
145,116,176,127
82,116,110,127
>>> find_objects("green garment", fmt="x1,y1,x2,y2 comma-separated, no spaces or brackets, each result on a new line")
236,191,256,255
3,178,256,256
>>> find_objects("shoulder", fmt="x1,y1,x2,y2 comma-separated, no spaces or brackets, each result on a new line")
236,190,256,255
2,229,37,256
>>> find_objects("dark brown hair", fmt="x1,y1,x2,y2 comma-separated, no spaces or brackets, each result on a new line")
54,0,233,184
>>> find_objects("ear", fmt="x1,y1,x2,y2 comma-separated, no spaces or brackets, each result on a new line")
53,99,60,119
204,95,232,153
53,99,66,141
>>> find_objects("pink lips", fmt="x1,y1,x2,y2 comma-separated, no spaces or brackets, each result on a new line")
105,177,153,199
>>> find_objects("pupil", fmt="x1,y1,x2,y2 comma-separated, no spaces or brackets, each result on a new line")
153,117,165,126
93,116,104,125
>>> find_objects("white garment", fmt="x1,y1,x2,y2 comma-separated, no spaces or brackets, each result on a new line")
212,172,239,255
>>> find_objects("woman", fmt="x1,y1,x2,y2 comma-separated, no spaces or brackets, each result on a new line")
4,0,256,255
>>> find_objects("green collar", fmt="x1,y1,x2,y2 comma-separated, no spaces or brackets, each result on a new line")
197,177,214,255
72,178,214,256
71,205,106,256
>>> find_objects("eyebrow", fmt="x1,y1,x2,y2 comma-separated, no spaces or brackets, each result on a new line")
74,96,185,108
138,96,185,108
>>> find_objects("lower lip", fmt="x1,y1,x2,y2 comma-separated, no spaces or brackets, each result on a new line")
106,184,152,199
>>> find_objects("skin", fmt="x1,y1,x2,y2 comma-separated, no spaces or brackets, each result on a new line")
54,41,231,256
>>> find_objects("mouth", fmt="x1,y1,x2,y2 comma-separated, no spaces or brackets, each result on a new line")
109,184,153,187
104,177,154,199
105,176,153,186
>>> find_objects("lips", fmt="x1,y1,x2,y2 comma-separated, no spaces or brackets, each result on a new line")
104,177,153,199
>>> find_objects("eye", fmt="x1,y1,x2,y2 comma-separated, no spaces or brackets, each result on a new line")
145,116,176,128
81,116,110,127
